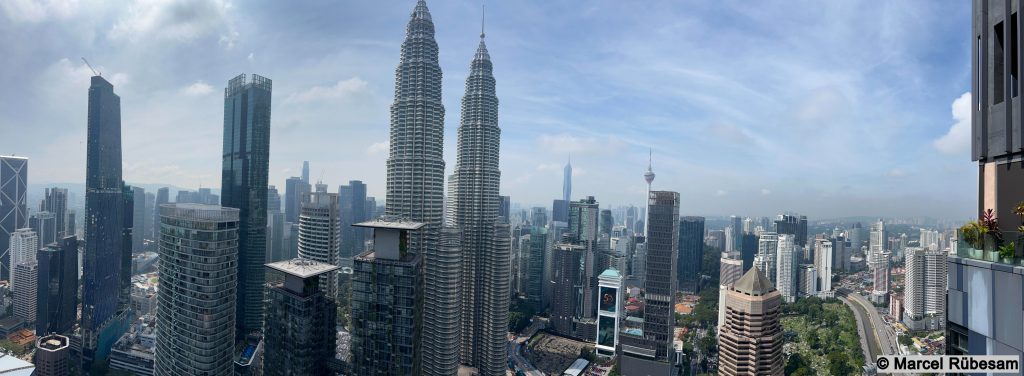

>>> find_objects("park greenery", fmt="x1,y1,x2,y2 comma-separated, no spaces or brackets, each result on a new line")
782,297,864,375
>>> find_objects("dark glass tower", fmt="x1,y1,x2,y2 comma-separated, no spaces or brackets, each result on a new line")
677,216,705,294
221,73,272,337
0,156,28,281
36,235,78,335
263,258,338,376
41,187,69,239
338,180,367,260
82,75,125,365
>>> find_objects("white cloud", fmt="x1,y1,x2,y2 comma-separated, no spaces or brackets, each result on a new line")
887,169,907,178
933,92,972,156
286,77,369,103
181,81,213,96
109,0,234,44
0,0,78,23
367,141,388,155
537,134,626,155
715,189,727,197
707,122,756,146
760,188,771,195
247,52,254,62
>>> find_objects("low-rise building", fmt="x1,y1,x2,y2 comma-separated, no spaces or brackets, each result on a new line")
109,315,156,376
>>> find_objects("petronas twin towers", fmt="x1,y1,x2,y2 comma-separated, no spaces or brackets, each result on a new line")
384,1,507,375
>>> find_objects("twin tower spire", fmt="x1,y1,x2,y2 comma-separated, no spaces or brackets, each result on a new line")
379,1,506,375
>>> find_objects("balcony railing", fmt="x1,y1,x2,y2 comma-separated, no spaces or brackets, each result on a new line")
955,229,1024,266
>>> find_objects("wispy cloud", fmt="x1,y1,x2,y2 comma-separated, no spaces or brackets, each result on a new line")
286,77,369,103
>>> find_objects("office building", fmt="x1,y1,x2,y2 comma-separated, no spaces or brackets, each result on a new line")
40,188,69,240
36,236,78,335
0,156,28,282
221,73,272,337
130,186,145,253
869,219,886,265
301,161,310,183
8,228,36,289
620,191,679,372
350,219,423,375
30,211,57,247
740,233,757,272
718,267,784,376
152,188,168,239
34,334,70,376
904,247,946,330
267,185,281,213
774,214,807,249
297,190,341,298
677,216,705,294
339,180,368,261
729,216,742,252
563,158,572,202
871,250,890,304
285,177,309,232
268,211,286,263
12,262,37,324
531,207,547,228
718,254,744,334
550,242,589,340
120,184,134,310
82,75,128,367
595,268,622,357
499,195,511,223
264,258,338,375
381,2,458,374
454,26,508,370
775,234,798,303
155,204,238,375
523,227,547,309
814,239,833,295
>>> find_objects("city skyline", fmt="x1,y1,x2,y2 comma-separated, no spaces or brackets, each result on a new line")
0,1,976,219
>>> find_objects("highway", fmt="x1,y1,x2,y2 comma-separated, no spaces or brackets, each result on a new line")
837,288,901,365
838,292,881,361
507,318,546,376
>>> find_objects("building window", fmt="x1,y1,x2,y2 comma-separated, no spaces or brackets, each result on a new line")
1013,14,1020,98
995,21,1006,104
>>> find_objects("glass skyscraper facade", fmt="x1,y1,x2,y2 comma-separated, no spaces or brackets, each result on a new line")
82,75,126,365
221,73,272,337
263,258,338,376
0,156,28,282
36,235,78,336
677,216,705,294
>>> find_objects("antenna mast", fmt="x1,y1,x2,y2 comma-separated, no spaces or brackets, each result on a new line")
81,57,101,76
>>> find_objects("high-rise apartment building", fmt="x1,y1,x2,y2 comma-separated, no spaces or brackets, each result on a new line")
718,254,744,334
550,242,588,339
263,258,338,375
869,219,886,264
297,191,341,298
0,156,28,282
756,232,778,284
12,261,37,324
382,2,456,374
153,188,168,239
454,24,507,373
221,73,272,337
717,267,784,376
904,247,946,330
871,250,890,304
798,264,817,297
9,228,37,289
948,2,1024,358
155,204,239,376
350,220,423,375
814,239,833,295
36,236,78,335
775,234,798,303
677,216,705,294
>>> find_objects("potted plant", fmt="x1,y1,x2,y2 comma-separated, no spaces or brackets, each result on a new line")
959,220,986,250
1000,242,1016,263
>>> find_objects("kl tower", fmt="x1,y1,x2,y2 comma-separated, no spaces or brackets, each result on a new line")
643,149,655,237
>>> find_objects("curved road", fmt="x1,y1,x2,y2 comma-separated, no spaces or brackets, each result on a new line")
839,292,880,361
838,289,901,365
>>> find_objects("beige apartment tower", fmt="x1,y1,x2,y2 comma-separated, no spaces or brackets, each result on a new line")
717,267,784,376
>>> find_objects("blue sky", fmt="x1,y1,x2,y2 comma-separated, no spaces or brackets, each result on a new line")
0,0,974,219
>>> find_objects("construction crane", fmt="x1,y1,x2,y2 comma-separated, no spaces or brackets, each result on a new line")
81,57,101,76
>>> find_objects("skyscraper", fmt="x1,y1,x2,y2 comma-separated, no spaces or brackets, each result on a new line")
453,20,508,374
9,228,37,290
120,183,134,311
717,254,744,334
904,247,946,330
729,215,742,252
718,267,784,376
350,220,424,375
40,187,69,239
339,180,367,261
155,204,238,376
871,250,890,304
12,262,37,324
35,334,70,376
499,195,511,223
284,177,310,224
869,219,886,264
263,258,338,376
814,239,833,295
775,234,798,303
599,209,613,236
677,216,705,294
130,186,145,253
297,191,341,299
756,232,778,283
36,236,78,336
595,268,622,357
153,187,168,239
82,75,126,366
523,227,548,309
267,185,281,213
384,2,455,374
620,191,679,374
301,161,310,184
550,242,587,339
563,157,572,202
221,73,272,337
0,156,28,282
567,197,599,318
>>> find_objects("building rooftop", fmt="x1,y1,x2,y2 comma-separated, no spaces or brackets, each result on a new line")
733,266,775,296
0,353,33,375
36,334,68,352
266,258,339,279
352,218,424,230
598,268,621,280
